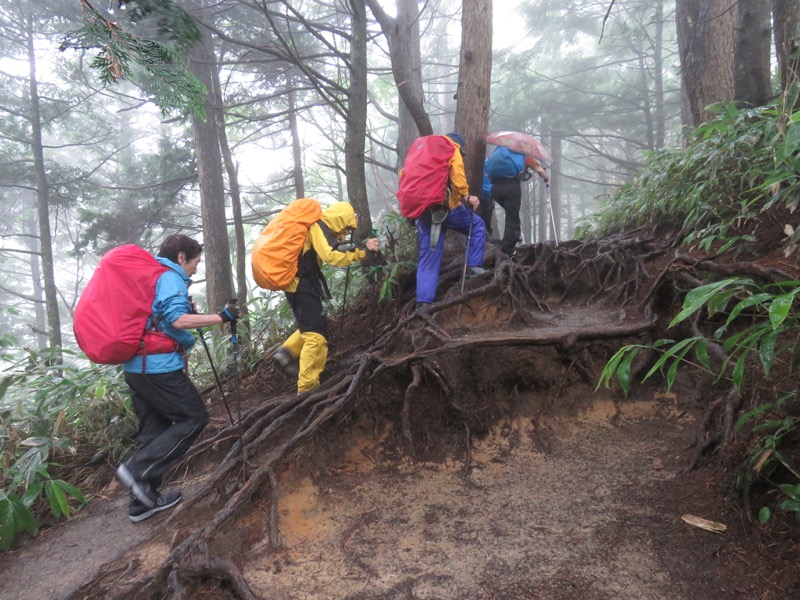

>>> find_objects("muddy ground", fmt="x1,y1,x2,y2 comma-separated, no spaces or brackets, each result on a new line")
1,368,798,599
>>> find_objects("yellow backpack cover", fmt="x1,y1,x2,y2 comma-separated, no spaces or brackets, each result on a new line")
252,198,323,291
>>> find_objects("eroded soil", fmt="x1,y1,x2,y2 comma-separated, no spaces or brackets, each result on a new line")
2,381,798,600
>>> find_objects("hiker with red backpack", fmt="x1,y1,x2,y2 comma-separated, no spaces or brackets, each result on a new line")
252,200,379,394
111,234,238,522
397,132,487,314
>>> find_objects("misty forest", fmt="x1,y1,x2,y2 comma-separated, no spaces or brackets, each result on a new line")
1,0,800,599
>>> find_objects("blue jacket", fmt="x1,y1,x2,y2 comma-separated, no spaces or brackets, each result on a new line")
123,257,196,374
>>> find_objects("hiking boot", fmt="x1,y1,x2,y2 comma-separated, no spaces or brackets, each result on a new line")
415,302,432,316
117,463,155,508
274,348,299,377
128,489,182,523
465,266,486,279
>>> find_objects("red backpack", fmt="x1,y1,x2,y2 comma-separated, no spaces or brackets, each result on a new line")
73,244,178,364
397,135,455,218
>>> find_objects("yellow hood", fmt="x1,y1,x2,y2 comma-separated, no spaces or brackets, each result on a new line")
320,202,357,236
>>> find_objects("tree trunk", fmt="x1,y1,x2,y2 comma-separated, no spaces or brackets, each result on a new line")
27,17,61,351
772,0,800,96
27,211,48,350
453,0,493,195
287,78,305,199
367,0,430,165
345,0,373,238
654,0,666,149
734,0,772,108
186,1,234,313
211,52,248,321
550,133,562,242
676,0,736,130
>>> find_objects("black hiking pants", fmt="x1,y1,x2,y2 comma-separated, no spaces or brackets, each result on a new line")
123,370,209,490
491,178,523,256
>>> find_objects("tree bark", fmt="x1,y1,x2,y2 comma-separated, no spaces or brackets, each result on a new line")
210,52,248,320
186,1,234,312
26,15,62,351
287,77,305,199
734,0,772,108
550,133,562,242
344,0,373,238
654,0,666,150
453,0,493,195
367,0,431,165
772,0,800,96
676,0,736,130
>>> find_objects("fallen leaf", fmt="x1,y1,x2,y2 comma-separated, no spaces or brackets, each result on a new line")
681,514,727,533
785,224,795,236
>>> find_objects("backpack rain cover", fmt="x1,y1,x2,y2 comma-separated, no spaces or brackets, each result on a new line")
485,146,524,181
397,135,454,219
73,244,176,364
252,198,323,291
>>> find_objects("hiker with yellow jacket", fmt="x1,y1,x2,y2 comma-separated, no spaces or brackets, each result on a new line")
271,201,379,393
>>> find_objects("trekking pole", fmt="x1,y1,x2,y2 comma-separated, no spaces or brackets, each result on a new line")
457,202,475,325
545,182,559,247
338,265,351,344
190,296,235,426
197,328,236,426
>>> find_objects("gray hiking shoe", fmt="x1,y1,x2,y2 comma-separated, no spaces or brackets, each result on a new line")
117,463,155,508
128,489,182,523
274,348,299,377
415,302,432,316
465,266,486,279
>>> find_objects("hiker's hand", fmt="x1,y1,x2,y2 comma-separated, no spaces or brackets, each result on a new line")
365,237,380,252
463,195,480,211
537,168,550,183
218,301,239,323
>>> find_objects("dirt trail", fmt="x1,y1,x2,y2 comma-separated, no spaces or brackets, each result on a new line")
1,386,795,599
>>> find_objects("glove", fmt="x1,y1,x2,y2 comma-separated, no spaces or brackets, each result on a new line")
218,301,239,323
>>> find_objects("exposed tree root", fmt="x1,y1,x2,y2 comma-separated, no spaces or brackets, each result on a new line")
68,232,800,599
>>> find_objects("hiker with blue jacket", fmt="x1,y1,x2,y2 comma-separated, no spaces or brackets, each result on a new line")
410,132,487,314
116,234,239,522
482,146,549,257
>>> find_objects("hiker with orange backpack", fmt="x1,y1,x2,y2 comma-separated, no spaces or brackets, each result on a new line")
252,200,379,393
112,234,239,522
397,132,487,314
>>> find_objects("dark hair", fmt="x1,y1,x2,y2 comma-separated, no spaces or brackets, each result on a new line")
157,234,203,263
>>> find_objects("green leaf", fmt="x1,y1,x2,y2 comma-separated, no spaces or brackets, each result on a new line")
53,480,87,505
615,349,637,396
768,293,795,330
779,483,800,501
706,288,738,316
670,278,744,327
694,340,711,371
643,337,699,381
0,499,17,551
726,293,772,324
758,331,779,377
732,353,747,391
758,506,771,525
779,499,800,513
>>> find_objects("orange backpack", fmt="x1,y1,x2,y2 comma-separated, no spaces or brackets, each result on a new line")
252,198,323,291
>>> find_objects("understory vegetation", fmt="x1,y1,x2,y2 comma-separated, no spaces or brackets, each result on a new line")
589,91,800,530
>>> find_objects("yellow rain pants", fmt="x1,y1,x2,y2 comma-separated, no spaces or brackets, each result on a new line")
281,330,328,392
